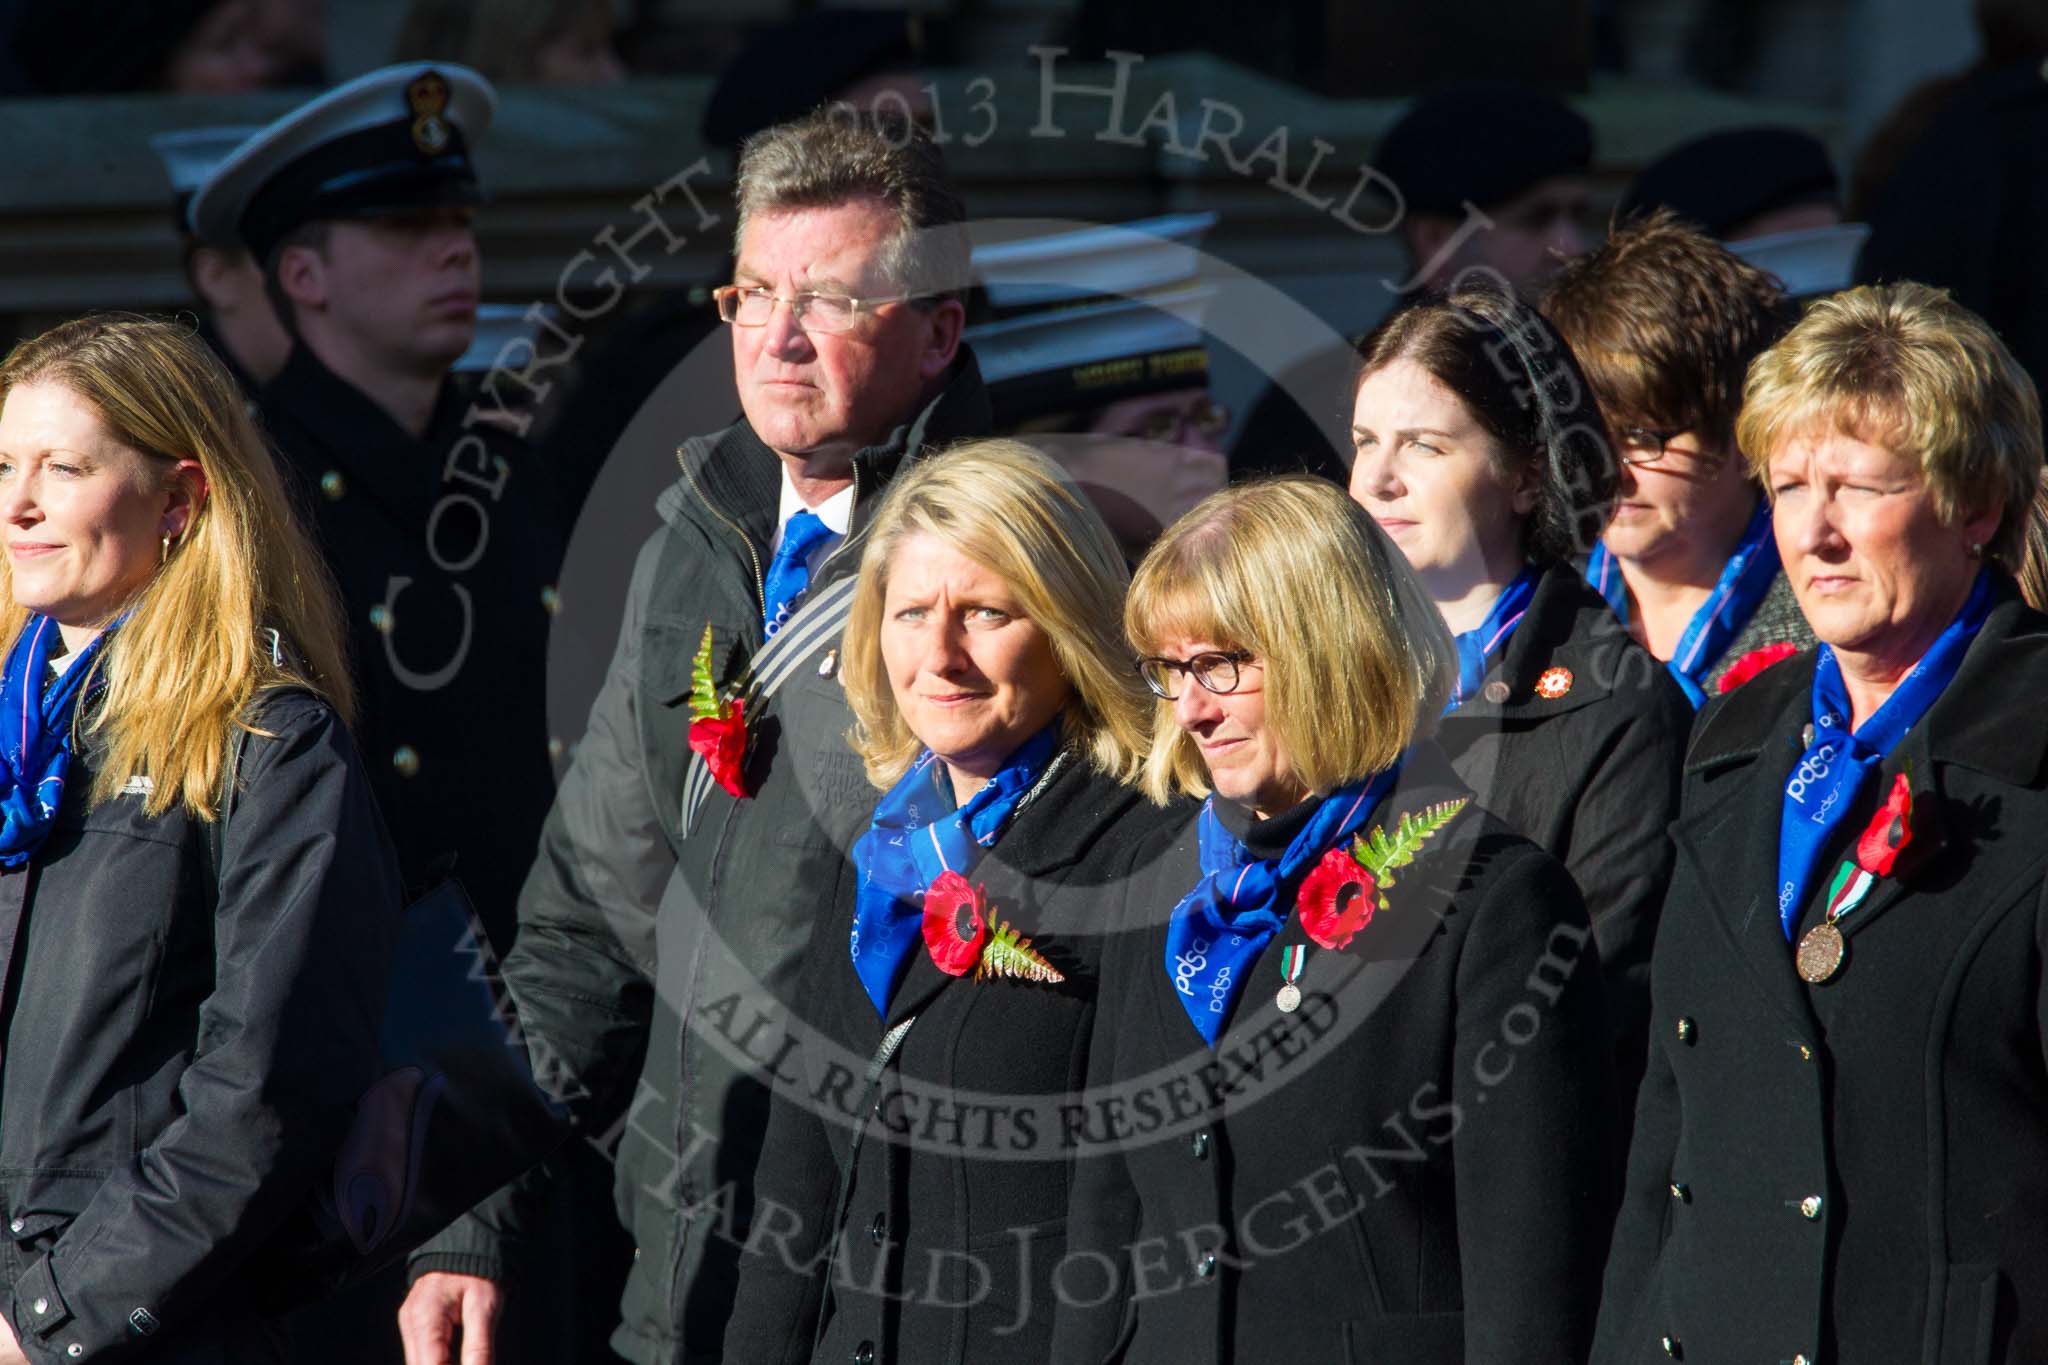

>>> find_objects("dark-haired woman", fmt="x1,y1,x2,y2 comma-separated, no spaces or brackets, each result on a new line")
1349,286,1692,1101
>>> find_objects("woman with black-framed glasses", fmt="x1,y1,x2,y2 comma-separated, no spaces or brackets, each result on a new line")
1540,210,1815,704
1055,476,1614,1365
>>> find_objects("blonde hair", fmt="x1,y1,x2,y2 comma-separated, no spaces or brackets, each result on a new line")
1738,281,2043,567
841,438,1150,788
0,314,354,819
1126,477,1454,805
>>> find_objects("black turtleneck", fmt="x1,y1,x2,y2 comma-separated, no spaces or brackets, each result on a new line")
1209,790,1320,861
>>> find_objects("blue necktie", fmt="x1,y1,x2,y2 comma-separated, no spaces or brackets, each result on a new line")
763,509,834,638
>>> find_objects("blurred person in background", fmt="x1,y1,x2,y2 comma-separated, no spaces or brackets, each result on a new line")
1541,211,1813,707
148,126,293,396
1854,0,2048,399
392,0,626,86
1621,126,1867,298
1,0,313,95
1233,82,1594,484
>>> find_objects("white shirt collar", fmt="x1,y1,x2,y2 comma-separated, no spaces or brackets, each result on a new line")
772,464,854,555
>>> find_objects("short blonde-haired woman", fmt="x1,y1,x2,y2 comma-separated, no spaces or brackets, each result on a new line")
0,316,400,1364
723,439,1182,1362
1056,477,1615,1364
1596,283,2048,1364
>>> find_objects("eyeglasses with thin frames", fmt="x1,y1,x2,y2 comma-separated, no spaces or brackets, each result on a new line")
1135,650,1255,700
711,284,919,334
1616,426,1725,471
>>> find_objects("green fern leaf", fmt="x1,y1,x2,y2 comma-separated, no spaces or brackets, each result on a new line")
689,624,722,720
1350,797,1471,883
977,917,1065,984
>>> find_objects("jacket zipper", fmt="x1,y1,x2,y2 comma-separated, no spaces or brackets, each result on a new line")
675,443,766,623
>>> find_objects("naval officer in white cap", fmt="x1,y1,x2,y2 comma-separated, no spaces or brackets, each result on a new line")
190,62,568,974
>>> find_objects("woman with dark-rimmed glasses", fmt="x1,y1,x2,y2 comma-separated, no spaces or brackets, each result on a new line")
1540,209,1815,704
1054,477,1613,1364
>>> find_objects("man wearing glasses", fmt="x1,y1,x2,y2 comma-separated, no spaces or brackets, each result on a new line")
401,108,990,1365
1540,210,1816,704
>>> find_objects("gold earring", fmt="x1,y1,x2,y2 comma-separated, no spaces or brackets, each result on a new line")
1971,542,1984,558
160,533,171,564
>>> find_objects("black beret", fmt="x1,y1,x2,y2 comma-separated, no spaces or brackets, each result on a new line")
1376,82,1594,217
1622,126,1839,239
702,9,920,150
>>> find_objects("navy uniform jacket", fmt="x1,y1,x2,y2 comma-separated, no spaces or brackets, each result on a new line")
258,346,565,948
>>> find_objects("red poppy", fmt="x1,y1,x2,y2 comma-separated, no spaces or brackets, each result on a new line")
922,870,988,976
688,698,749,800
1297,844,1377,950
1716,641,1799,694
1855,771,1914,876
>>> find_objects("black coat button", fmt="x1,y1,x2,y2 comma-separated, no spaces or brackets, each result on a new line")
853,1343,875,1365
869,1212,887,1246
1191,1131,1211,1159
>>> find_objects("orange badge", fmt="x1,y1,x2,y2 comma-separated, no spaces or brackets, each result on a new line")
1535,666,1573,700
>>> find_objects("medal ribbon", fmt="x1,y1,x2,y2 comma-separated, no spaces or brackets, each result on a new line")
1774,571,1992,939
1586,499,1779,708
1446,565,1541,713
849,722,1060,1015
1162,756,1405,1045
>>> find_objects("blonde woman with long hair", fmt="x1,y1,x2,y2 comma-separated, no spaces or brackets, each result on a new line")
0,315,401,1364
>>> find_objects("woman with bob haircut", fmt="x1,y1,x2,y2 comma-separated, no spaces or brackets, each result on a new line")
1054,477,1614,1364
1595,283,2048,1365
1351,285,1693,1106
0,316,400,1363
722,439,1184,1363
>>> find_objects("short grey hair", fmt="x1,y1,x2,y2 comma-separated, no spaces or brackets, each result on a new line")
733,106,968,300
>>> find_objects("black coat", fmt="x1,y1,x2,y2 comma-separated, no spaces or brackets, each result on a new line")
1595,593,2048,1365
1054,745,1616,1364
258,347,565,948
721,757,1187,1364
1437,564,1692,1106
0,690,402,1364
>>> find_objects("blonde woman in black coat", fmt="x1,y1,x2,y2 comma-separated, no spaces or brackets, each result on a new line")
0,316,400,1363
1349,286,1692,1109
1595,284,2048,1363
721,440,1182,1363
1055,478,1614,1364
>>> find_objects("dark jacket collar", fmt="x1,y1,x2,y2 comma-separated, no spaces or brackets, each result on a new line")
1685,586,2048,788
1440,562,1626,723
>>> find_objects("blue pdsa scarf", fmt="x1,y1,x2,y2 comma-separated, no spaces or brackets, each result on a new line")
848,723,1060,1016
1447,566,1541,713
1774,571,1992,937
1162,757,1405,1045
1586,499,1780,707
0,615,119,868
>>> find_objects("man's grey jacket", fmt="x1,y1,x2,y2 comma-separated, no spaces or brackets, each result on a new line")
411,354,993,1363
